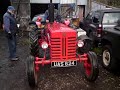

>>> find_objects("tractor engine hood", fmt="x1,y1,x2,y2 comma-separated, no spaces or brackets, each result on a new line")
47,22,77,37
47,22,77,60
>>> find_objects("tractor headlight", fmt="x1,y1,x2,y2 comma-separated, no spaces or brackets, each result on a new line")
41,41,48,49
78,40,84,47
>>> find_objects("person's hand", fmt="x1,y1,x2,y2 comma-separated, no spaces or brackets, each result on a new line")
7,32,12,39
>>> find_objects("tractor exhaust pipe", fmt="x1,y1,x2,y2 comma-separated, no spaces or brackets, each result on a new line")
49,0,54,23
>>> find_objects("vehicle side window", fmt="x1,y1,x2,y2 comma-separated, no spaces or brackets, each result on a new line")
102,12,120,24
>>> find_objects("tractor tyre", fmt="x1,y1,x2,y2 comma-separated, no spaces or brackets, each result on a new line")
102,45,118,71
27,22,37,32
82,51,99,82
27,55,38,87
39,48,50,60
29,30,39,56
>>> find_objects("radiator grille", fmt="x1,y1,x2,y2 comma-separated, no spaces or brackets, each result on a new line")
51,38,61,59
67,37,76,59
50,36,76,59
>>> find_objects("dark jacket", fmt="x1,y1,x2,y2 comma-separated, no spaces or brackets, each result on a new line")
3,12,18,34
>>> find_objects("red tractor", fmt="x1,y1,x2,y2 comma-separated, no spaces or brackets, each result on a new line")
27,1,99,87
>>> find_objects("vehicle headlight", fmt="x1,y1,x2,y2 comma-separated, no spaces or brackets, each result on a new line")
78,40,84,47
41,41,48,49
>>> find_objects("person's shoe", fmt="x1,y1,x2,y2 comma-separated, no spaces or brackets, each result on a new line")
10,57,19,61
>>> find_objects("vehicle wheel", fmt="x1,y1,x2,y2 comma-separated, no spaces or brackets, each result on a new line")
82,51,99,82
27,23,37,32
39,48,50,60
102,45,118,71
27,55,38,87
29,30,39,56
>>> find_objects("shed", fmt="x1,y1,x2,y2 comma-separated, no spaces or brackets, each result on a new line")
0,0,88,30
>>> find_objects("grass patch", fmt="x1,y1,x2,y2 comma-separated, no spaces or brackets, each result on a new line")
93,47,102,55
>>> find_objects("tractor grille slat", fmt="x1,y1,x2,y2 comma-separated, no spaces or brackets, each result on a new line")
67,37,76,59
51,38,61,59
50,36,76,59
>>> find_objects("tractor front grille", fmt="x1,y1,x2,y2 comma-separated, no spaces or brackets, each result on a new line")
67,37,76,59
50,36,76,60
51,38,61,59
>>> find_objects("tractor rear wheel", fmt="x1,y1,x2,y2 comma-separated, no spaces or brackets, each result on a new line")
82,51,99,82
29,30,39,56
39,48,50,59
27,55,38,87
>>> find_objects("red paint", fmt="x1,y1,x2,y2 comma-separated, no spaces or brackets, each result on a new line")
35,53,88,66
34,22,91,76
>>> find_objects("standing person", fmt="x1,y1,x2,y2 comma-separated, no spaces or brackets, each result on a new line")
3,6,19,61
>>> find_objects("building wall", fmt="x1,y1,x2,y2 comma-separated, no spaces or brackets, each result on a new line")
0,0,11,28
30,0,87,4
77,0,87,5
60,0,75,4
30,0,60,3
30,0,77,4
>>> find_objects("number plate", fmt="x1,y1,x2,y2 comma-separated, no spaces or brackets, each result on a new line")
51,61,77,67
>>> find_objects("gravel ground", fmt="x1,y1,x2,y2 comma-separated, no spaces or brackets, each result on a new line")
0,31,120,90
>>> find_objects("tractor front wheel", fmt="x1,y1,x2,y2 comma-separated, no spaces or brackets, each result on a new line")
27,55,38,87
82,51,99,82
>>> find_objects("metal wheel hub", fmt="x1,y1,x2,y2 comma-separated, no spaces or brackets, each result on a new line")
103,50,111,66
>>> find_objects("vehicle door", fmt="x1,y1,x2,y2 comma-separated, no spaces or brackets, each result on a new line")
102,12,120,59
102,12,120,44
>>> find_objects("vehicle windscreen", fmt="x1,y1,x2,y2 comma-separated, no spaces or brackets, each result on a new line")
102,12,120,24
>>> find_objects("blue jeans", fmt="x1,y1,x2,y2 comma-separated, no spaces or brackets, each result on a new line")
7,34,17,58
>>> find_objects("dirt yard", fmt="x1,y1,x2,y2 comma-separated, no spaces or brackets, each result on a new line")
0,31,120,90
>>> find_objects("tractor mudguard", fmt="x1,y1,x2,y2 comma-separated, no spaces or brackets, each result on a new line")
78,35,91,41
77,35,92,53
